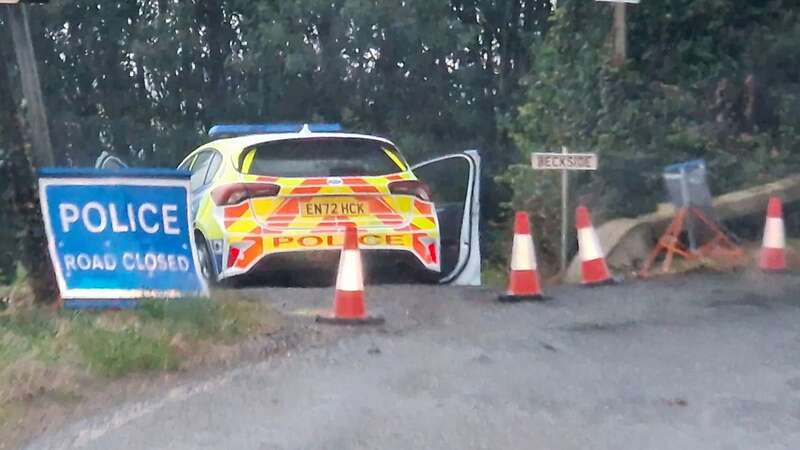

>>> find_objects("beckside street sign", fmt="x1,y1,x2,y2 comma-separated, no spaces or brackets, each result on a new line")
531,152,598,171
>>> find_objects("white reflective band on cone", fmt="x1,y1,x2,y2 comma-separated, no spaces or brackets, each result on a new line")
510,234,537,271
336,250,364,291
578,228,604,261
763,218,786,249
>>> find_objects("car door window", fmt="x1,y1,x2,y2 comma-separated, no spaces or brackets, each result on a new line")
414,156,472,275
190,151,213,191
178,155,196,172
204,151,222,185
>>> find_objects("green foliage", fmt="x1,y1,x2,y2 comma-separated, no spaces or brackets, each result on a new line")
0,307,61,368
3,0,798,281
506,0,800,270
1,0,553,283
17,0,551,167
0,294,276,402
136,296,262,341
75,326,179,378
494,164,563,267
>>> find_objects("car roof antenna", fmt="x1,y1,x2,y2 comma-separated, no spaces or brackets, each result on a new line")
300,124,312,135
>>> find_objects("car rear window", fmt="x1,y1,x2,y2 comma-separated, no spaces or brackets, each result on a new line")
241,137,407,177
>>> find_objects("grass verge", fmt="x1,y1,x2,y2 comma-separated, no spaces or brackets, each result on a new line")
481,260,507,289
788,239,800,265
0,289,280,439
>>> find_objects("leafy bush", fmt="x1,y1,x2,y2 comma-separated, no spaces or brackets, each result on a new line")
503,0,800,271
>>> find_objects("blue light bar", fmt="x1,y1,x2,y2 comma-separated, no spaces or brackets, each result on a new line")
208,123,343,139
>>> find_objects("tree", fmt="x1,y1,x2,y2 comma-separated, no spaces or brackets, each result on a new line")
0,8,58,302
2,0,556,283
508,0,800,272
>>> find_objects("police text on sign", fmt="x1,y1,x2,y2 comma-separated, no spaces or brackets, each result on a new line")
531,153,598,171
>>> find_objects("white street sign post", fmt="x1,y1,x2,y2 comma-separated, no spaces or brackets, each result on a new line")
531,148,599,272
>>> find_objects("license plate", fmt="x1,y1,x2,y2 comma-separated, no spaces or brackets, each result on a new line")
301,198,368,217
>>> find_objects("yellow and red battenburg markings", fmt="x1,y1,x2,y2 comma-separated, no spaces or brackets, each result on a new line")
219,173,439,268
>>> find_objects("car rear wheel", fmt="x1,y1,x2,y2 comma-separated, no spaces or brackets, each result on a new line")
195,234,217,285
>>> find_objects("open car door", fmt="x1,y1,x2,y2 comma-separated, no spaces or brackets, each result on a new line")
411,150,481,286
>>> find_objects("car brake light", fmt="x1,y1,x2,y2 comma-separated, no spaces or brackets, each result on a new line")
388,180,432,202
428,242,438,264
227,246,241,268
211,183,280,206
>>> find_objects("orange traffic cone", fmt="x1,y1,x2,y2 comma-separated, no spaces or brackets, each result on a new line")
576,205,616,286
499,212,544,302
760,197,787,272
316,224,385,325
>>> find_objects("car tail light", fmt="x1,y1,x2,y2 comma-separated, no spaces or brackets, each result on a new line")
388,180,432,202
428,242,438,264
211,183,280,206
227,246,241,268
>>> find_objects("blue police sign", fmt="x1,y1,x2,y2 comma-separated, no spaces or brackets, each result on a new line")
38,168,208,308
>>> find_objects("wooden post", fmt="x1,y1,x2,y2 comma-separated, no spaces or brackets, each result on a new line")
5,3,55,167
2,3,59,304
611,2,627,68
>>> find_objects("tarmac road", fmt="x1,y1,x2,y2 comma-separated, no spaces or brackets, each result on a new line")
25,272,800,450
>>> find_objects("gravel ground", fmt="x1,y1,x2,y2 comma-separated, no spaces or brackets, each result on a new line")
24,272,800,450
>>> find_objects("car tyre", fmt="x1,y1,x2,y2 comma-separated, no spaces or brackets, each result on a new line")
195,234,217,286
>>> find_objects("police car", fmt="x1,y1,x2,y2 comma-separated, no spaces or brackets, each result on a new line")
98,124,481,285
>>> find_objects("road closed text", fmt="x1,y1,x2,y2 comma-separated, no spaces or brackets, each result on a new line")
62,252,191,273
